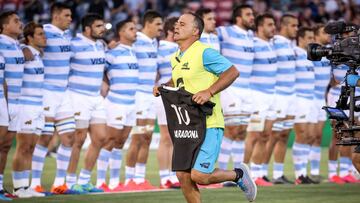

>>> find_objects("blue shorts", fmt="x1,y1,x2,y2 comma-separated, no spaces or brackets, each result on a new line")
193,128,224,173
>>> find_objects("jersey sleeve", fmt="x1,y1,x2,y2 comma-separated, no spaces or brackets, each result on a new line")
105,51,114,72
202,48,232,76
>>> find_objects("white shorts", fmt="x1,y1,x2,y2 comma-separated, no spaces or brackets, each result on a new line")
155,96,167,125
0,97,9,127
135,92,156,120
43,90,74,120
8,103,20,131
250,90,277,120
294,97,318,123
315,99,327,122
221,86,252,115
105,98,137,129
273,94,297,119
16,105,44,135
327,93,338,108
69,90,106,121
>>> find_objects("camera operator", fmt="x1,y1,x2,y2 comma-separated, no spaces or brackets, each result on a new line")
325,29,360,182
345,72,360,173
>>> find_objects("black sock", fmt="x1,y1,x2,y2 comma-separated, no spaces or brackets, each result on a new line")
234,168,244,182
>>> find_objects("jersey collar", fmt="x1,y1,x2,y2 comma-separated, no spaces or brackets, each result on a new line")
0,34,19,45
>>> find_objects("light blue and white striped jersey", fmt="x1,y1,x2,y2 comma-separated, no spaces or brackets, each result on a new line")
105,43,139,105
329,64,348,98
0,54,4,99
0,34,25,104
133,32,158,94
249,37,277,94
216,25,254,89
19,46,44,106
272,35,296,96
313,57,331,100
68,34,106,96
157,40,178,85
199,32,220,51
42,24,72,92
294,46,315,100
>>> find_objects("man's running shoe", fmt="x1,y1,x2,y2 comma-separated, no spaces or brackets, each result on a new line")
169,181,181,189
13,188,32,198
160,180,172,189
329,175,345,185
51,184,79,195
98,183,112,192
70,184,88,194
81,183,104,193
33,185,53,196
308,175,321,184
111,183,125,192
25,188,45,197
262,176,271,182
137,180,157,190
272,175,294,184
295,175,312,185
223,181,238,187
236,163,257,202
255,177,273,186
342,174,360,183
0,193,11,201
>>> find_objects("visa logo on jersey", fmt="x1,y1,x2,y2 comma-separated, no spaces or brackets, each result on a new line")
59,45,71,52
128,63,139,69
91,58,106,65
15,57,25,64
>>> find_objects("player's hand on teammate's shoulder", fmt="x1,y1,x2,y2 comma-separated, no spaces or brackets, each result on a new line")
22,47,34,61
108,40,120,49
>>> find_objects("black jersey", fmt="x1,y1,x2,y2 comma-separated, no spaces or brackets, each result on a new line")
159,86,214,171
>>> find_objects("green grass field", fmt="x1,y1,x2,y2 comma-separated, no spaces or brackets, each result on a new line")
3,148,360,203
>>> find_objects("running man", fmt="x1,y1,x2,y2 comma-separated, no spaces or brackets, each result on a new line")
153,12,257,202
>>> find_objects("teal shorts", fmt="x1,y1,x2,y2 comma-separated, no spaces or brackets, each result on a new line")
193,128,224,174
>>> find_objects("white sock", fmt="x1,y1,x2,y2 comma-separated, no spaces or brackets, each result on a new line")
250,162,262,179
218,137,232,170
66,173,77,188
231,140,245,168
159,169,170,185
109,148,122,189
30,144,48,188
328,160,338,179
309,146,321,176
273,162,284,179
134,163,146,184
54,145,72,187
96,149,111,187
125,166,135,185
